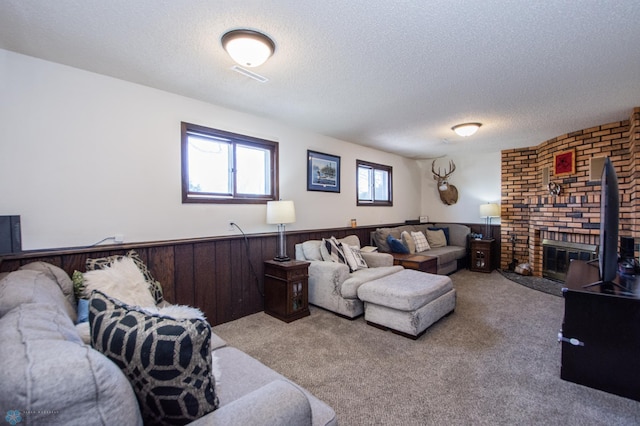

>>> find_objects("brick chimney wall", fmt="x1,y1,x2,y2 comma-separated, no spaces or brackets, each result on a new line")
500,106,640,276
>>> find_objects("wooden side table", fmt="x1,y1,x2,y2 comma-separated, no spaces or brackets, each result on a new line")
264,259,310,322
392,253,438,274
470,239,495,273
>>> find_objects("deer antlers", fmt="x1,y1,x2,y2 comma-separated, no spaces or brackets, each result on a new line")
431,160,456,180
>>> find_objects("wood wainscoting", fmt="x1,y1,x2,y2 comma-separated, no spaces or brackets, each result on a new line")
0,222,499,326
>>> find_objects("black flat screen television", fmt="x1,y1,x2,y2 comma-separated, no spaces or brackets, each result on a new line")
598,157,619,284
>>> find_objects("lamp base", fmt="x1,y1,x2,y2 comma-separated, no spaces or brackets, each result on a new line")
273,255,291,262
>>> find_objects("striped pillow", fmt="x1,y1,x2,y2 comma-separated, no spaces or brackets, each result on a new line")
411,231,431,252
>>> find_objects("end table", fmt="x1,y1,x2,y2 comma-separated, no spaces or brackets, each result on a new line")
470,238,495,273
264,259,310,322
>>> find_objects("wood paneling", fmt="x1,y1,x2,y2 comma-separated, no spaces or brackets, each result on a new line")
0,222,492,325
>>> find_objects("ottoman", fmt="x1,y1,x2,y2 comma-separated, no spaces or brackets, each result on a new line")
357,269,456,339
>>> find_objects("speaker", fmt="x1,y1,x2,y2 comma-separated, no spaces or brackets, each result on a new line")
0,215,21,254
620,236,635,260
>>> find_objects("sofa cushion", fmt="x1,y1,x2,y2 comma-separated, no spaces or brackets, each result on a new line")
340,266,404,298
0,269,77,321
0,302,142,425
411,231,431,252
89,291,218,425
435,223,471,248
86,249,164,304
426,229,447,248
19,261,76,311
386,235,409,254
425,246,467,265
301,240,323,261
83,256,158,307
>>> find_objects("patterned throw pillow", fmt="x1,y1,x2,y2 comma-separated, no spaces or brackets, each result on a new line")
426,229,447,248
411,231,431,252
341,244,369,272
322,237,347,264
89,291,218,425
400,231,416,254
86,250,163,304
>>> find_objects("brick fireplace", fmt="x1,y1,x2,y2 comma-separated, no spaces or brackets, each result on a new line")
500,106,640,277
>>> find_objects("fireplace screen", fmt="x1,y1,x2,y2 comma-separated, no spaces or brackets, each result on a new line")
542,239,597,282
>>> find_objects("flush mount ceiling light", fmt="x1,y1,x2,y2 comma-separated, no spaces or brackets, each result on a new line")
221,29,275,68
452,122,482,137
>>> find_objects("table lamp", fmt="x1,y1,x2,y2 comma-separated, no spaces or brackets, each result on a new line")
479,203,500,239
266,200,296,261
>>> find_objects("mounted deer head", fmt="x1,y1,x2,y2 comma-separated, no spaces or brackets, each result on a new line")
432,160,459,205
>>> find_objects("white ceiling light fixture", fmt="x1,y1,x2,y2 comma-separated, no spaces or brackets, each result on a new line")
221,29,275,68
452,122,482,137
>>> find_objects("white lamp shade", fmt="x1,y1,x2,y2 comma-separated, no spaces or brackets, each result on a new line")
266,200,296,224
480,203,500,218
222,30,275,68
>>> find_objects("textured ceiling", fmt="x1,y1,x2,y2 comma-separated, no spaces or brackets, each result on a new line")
1,1,639,159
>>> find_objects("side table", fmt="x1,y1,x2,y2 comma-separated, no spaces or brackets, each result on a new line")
392,253,438,274
470,239,495,273
264,259,310,322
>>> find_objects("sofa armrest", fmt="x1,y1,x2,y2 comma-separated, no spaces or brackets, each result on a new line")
190,379,312,426
361,252,393,267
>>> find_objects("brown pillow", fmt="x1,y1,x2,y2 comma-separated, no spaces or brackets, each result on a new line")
426,229,447,248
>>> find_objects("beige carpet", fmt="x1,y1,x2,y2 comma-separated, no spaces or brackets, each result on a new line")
212,269,640,425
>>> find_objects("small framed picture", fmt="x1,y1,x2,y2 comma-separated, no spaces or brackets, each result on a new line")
307,150,340,193
553,149,575,176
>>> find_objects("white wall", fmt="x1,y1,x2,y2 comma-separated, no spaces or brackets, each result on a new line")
0,49,425,250
418,152,502,226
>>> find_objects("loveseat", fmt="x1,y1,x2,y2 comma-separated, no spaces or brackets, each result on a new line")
295,235,403,318
371,223,471,275
0,260,336,426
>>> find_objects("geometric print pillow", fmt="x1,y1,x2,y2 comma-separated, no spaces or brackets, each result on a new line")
89,291,218,425
340,244,369,272
86,249,164,304
322,236,347,264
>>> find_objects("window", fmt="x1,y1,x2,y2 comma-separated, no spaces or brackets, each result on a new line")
356,160,392,206
181,122,278,204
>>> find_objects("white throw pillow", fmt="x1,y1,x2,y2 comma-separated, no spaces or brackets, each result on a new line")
82,257,157,307
411,231,431,252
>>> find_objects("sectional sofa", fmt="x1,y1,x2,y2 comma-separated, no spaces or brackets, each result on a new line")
371,223,471,275
0,261,336,426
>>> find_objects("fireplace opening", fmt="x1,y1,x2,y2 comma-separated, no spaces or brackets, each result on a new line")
542,239,597,282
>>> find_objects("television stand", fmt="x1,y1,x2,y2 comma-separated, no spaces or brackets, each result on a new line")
560,260,640,401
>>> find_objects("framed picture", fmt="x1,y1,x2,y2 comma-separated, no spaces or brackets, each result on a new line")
553,149,575,176
307,150,340,193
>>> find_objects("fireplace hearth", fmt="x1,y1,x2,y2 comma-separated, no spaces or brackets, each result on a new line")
542,239,597,282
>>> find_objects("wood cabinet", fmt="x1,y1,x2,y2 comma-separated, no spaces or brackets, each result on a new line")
470,239,495,273
263,259,310,322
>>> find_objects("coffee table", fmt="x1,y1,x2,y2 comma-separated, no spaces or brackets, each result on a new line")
391,253,437,274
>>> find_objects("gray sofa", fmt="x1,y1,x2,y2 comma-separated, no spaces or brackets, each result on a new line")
0,262,336,426
295,235,403,318
371,223,471,275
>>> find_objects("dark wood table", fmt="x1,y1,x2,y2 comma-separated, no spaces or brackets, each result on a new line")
392,253,437,274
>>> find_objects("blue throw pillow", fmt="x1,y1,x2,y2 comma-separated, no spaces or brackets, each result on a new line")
386,235,409,254
77,298,89,324
428,227,450,245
